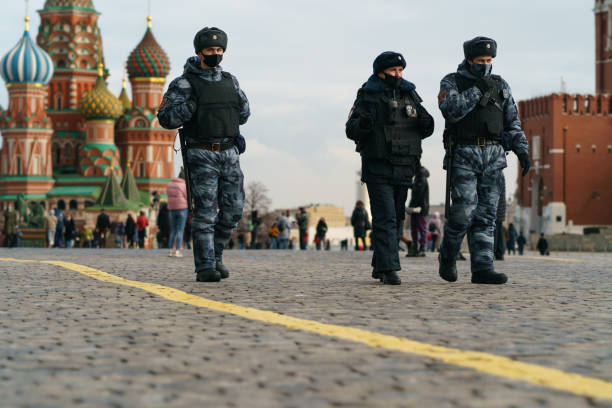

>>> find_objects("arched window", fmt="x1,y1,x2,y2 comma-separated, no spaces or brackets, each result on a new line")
69,199,78,210
597,97,602,114
562,97,567,113
139,162,145,178
58,199,66,211
52,143,60,165
56,94,62,110
57,59,67,68
573,96,579,113
585,97,591,114
64,143,72,158
15,156,22,175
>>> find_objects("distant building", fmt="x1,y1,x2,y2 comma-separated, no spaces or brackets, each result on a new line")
516,1,612,234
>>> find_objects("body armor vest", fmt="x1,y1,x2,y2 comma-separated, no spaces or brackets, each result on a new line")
182,72,241,143
451,74,505,142
359,89,421,166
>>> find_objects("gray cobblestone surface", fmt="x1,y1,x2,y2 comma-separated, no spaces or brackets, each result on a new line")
0,249,611,407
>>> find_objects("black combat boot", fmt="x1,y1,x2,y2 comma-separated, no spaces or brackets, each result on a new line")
196,269,221,282
456,252,467,261
438,254,457,282
372,269,384,281
405,246,418,257
216,261,229,279
382,270,401,285
471,270,507,284
417,246,426,257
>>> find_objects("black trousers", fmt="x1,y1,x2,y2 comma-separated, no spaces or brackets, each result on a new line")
494,220,505,259
367,182,409,272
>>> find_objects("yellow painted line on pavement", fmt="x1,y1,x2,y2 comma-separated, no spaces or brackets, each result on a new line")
2,258,611,400
520,256,585,263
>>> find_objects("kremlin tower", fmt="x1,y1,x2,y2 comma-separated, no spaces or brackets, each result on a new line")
116,15,175,194
0,16,55,200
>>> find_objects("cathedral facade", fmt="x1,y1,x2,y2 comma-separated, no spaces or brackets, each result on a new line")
0,0,174,212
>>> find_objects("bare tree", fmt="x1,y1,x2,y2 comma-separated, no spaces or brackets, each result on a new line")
244,181,272,215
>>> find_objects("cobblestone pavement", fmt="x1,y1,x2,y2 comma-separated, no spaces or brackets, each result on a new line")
1,248,611,408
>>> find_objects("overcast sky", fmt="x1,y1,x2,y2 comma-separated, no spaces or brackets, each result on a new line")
0,1,595,214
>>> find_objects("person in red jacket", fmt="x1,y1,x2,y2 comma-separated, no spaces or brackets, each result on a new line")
166,169,188,257
136,210,149,249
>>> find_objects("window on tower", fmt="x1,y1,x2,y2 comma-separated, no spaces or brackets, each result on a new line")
139,162,145,178
56,95,62,110
64,143,73,159
15,156,22,175
57,60,67,68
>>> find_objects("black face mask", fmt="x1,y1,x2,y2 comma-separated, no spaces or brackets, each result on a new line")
383,74,401,89
202,53,223,68
470,63,492,78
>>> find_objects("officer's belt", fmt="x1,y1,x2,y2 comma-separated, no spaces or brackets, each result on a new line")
187,142,235,152
453,137,500,147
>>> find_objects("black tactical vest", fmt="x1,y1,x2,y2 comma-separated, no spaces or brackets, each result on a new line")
182,72,241,143
452,74,505,142
358,88,421,166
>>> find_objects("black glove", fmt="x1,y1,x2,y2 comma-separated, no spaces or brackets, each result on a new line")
358,113,373,130
518,152,530,177
475,77,496,95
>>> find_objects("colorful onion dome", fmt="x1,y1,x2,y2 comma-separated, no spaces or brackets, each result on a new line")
118,77,132,111
42,0,95,10
78,64,123,120
126,17,170,79
0,18,54,85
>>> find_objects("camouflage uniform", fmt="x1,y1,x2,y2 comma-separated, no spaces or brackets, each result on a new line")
158,57,249,274
438,60,528,276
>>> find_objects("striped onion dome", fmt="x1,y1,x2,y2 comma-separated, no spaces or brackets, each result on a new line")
42,0,95,10
126,17,170,79
78,64,123,120
0,19,54,85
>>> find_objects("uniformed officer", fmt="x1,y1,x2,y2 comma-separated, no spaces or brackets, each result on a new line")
346,51,434,285
158,27,250,282
438,36,529,284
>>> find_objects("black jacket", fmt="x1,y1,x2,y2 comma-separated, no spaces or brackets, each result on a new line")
408,168,430,215
346,75,434,185
351,206,370,237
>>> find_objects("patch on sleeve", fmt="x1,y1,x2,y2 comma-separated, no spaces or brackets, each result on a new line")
159,97,168,110
438,90,447,103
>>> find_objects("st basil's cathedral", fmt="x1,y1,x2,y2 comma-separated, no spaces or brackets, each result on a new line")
0,0,174,216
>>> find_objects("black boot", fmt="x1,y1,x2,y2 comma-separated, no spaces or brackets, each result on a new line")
382,270,401,285
196,268,221,282
471,270,507,284
417,246,426,257
216,261,229,279
456,252,467,261
405,244,418,257
372,269,384,281
438,254,457,282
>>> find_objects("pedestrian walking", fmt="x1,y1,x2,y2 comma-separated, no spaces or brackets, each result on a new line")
517,231,526,255
3,204,18,248
167,169,189,257
437,36,530,284
125,213,136,248
315,217,328,250
82,225,93,248
158,26,249,282
346,51,434,284
136,210,149,249
54,208,65,248
406,166,430,257
156,202,170,249
537,233,549,256
237,232,245,249
268,223,279,249
95,208,110,248
351,201,370,251
44,209,57,248
507,223,518,255
249,210,261,249
65,213,76,248
276,211,291,249
296,207,309,250
428,212,442,252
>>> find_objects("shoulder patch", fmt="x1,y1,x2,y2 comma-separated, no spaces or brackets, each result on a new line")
159,97,168,110
438,90,447,103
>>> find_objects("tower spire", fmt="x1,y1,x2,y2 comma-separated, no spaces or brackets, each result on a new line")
147,0,152,28
24,0,30,31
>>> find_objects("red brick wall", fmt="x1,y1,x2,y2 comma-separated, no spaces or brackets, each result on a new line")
519,93,612,226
